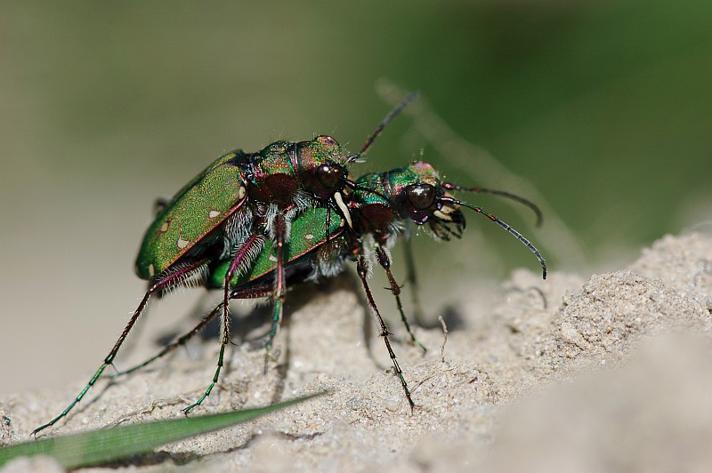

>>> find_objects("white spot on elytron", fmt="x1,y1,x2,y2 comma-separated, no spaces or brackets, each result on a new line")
177,237,190,249
269,255,278,262
159,221,170,233
209,210,221,218
148,264,155,277
237,186,246,199
333,191,353,228
305,233,314,241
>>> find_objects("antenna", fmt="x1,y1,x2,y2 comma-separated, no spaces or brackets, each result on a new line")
355,90,419,159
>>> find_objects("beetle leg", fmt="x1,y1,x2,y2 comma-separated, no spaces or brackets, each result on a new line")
403,234,428,326
265,212,287,354
183,234,265,414
111,284,273,379
356,255,415,412
32,259,208,436
221,234,264,359
375,245,427,354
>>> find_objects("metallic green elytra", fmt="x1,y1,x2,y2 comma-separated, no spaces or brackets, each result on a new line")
207,207,345,289
135,150,247,280
134,135,358,282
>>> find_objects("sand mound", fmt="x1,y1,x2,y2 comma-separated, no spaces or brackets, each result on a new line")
2,232,711,472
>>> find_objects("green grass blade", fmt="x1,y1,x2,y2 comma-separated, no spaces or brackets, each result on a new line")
0,392,324,469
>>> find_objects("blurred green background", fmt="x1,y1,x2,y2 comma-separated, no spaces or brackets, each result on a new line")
1,0,711,393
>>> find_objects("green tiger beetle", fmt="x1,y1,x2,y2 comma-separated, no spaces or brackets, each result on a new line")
109,160,545,414
32,93,546,435
31,93,417,436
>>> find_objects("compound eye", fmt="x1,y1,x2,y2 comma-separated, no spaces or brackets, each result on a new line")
406,184,436,210
317,163,343,190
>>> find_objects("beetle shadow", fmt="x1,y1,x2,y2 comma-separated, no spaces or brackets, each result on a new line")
152,269,464,381
201,278,342,345
352,270,467,372
425,304,465,331
152,275,353,402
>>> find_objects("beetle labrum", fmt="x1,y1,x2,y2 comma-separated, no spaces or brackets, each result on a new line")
32,94,418,435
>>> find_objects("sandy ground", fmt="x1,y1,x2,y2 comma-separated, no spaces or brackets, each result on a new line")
1,232,712,472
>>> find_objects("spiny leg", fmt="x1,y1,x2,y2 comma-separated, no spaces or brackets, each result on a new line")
375,245,427,353
113,284,274,378
32,259,207,436
183,235,265,414
266,212,287,353
356,256,415,412
221,234,264,355
403,235,428,326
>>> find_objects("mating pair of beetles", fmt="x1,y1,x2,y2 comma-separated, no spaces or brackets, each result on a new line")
33,93,546,435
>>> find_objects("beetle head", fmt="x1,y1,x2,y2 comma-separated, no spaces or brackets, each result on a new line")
349,160,548,278
297,135,351,199
389,161,466,240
